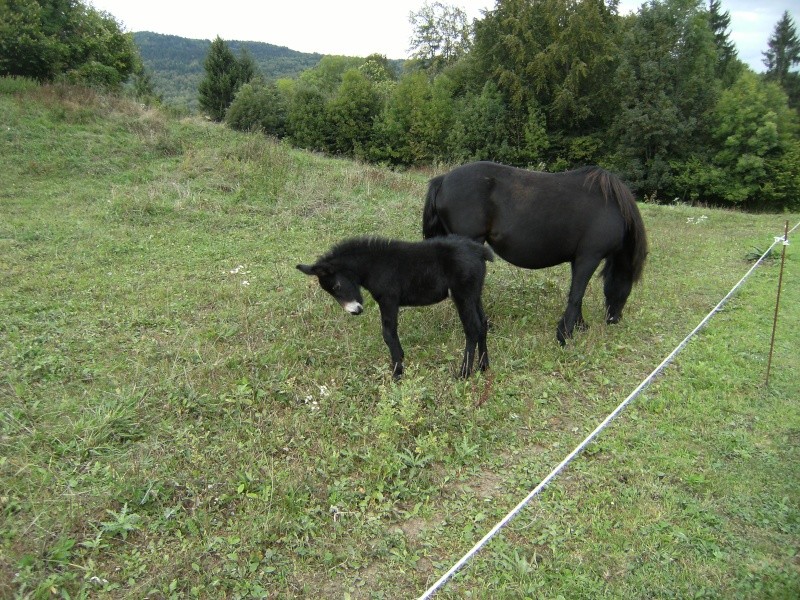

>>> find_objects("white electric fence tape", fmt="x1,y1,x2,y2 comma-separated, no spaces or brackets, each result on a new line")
418,221,798,600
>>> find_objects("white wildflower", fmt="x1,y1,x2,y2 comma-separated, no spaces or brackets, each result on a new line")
229,265,251,275
303,395,320,411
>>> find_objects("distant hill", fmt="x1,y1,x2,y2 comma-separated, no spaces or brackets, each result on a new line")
133,32,324,109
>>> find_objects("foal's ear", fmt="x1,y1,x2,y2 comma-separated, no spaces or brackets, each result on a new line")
296,263,317,276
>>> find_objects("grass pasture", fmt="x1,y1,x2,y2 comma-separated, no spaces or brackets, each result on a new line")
1,84,799,599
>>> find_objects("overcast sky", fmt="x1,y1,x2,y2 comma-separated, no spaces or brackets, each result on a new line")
88,1,796,73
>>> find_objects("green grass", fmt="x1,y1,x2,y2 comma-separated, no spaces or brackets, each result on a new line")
1,82,798,599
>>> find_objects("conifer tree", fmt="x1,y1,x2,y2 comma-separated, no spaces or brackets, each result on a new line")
707,0,740,84
764,11,800,82
763,11,800,108
198,36,255,121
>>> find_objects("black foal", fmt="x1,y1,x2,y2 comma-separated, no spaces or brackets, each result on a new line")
297,236,493,378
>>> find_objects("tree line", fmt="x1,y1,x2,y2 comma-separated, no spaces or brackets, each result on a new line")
200,0,800,210
2,1,798,209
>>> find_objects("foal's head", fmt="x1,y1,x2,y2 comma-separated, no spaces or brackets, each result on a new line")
297,262,364,315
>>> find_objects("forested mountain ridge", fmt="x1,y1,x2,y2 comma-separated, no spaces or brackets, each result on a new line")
134,31,324,108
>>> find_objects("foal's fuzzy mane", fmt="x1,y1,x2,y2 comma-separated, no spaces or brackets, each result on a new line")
322,236,395,262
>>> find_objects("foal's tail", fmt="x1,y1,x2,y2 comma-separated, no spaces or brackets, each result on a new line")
422,174,449,239
587,168,648,283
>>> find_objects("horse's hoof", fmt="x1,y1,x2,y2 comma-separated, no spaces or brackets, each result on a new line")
392,363,404,379
606,315,621,325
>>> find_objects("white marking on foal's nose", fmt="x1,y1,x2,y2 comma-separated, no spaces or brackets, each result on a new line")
343,301,363,315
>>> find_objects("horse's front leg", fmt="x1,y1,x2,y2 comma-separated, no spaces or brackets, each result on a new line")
557,258,600,345
378,302,404,378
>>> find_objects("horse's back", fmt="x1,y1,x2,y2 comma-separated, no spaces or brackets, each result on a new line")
435,162,627,269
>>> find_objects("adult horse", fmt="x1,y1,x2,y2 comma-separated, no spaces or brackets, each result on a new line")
422,161,648,345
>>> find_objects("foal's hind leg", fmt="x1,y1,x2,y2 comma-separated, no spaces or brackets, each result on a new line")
557,256,602,345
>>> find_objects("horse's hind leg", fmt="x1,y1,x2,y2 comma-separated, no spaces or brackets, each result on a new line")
602,251,634,324
558,257,601,345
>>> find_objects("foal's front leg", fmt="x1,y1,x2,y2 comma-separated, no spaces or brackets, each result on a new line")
378,302,404,378
476,298,490,372
454,296,484,378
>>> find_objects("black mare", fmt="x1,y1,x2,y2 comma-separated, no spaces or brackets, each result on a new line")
297,236,494,378
423,161,648,344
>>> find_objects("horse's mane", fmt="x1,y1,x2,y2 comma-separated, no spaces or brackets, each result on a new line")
575,166,636,218
576,166,648,282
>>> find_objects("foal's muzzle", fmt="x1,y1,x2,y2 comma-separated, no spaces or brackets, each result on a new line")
342,301,363,315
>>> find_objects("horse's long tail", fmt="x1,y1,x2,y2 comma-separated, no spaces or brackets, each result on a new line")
422,174,448,239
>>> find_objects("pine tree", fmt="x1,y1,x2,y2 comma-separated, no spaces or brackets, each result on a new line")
763,11,800,108
198,36,255,122
707,0,740,84
235,47,257,87
763,11,800,84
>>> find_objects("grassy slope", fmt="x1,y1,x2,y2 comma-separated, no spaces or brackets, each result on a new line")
1,84,798,598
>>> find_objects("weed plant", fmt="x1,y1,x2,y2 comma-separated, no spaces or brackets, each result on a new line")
1,82,798,598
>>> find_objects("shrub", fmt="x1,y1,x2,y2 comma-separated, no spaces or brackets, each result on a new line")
225,80,286,137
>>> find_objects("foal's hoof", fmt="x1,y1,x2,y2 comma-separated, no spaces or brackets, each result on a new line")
606,315,621,325
391,362,404,379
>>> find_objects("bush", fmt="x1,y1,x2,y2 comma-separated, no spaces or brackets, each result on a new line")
64,61,123,89
225,81,286,137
